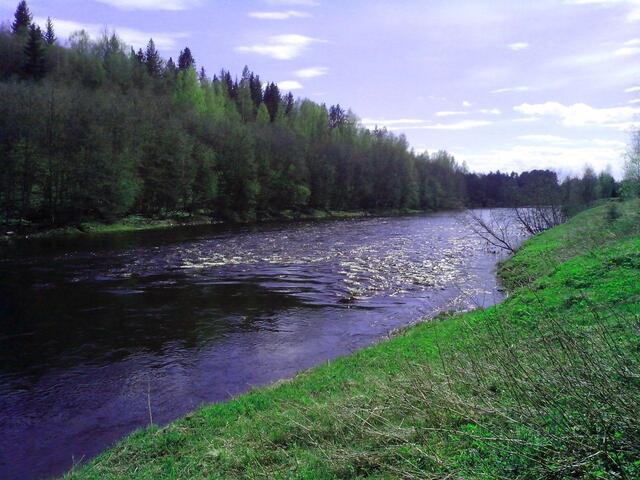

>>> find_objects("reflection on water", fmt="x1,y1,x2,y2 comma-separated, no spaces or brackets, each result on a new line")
0,211,506,480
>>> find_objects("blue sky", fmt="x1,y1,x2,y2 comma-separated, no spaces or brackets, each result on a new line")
3,0,640,177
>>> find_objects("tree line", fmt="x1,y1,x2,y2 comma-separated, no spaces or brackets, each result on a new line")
0,2,621,228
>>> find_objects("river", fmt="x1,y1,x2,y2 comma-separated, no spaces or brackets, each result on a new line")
0,211,508,479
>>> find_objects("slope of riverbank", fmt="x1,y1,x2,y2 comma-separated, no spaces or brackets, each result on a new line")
66,201,640,479
1,209,429,244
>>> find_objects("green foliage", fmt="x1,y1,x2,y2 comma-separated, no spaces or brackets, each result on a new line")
0,2,621,229
23,23,45,79
44,17,56,45
11,0,31,35
174,67,204,113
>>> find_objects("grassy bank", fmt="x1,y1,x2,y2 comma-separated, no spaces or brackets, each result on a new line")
1,209,430,243
66,201,640,479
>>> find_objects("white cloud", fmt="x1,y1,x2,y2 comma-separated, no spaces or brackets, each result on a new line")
615,46,640,56
508,42,529,51
565,0,640,23
491,85,532,93
236,34,324,60
95,0,201,10
435,111,468,117
294,66,328,78
264,0,319,5
625,86,640,92
398,120,493,131
462,100,472,107
514,101,640,130
360,118,427,129
479,108,502,115
34,17,186,50
248,10,312,20
518,134,572,144
278,80,304,90
456,142,625,177
629,99,640,103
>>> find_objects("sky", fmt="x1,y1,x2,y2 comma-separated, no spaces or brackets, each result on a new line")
2,0,640,178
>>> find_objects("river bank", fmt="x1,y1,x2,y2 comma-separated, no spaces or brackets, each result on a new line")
64,200,640,479
0,208,430,244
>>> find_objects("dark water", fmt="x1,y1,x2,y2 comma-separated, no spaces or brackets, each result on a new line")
0,212,506,479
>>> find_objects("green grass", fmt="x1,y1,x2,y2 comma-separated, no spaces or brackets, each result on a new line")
66,201,640,479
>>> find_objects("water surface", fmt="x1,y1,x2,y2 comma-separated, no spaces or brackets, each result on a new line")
0,212,505,479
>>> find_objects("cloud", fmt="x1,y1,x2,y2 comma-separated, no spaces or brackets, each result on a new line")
360,118,427,129
435,111,468,117
457,141,625,178
264,0,319,5
462,100,472,107
294,66,328,78
248,10,311,20
517,134,572,144
95,0,201,10
236,34,324,60
614,39,640,56
396,120,493,131
278,80,303,90
479,108,502,115
565,0,640,22
34,17,186,50
625,86,640,92
422,120,493,130
491,86,532,93
514,101,640,129
508,42,529,51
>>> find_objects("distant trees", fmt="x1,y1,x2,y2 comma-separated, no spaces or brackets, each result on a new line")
23,24,46,79
11,0,31,34
0,1,624,229
44,17,56,45
623,131,640,198
144,39,162,77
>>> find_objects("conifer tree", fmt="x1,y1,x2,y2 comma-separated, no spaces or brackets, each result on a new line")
263,82,281,122
249,72,263,108
256,103,270,125
23,23,46,79
199,66,208,85
165,57,177,77
44,17,56,45
178,47,195,71
329,104,346,129
144,39,162,77
11,1,31,35
283,92,294,116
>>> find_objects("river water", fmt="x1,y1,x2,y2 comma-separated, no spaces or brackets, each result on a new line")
0,211,507,479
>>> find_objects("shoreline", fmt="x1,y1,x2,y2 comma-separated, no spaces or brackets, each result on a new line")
0,208,435,244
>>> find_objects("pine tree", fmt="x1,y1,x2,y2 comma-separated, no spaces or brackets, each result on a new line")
249,72,263,108
329,104,346,129
256,103,270,125
144,39,162,77
199,67,208,85
178,47,195,71
164,57,177,78
12,0,32,35
283,92,294,116
23,23,46,79
44,17,56,45
263,83,281,122
135,48,145,64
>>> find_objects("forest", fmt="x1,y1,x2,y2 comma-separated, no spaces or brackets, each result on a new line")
0,1,619,228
